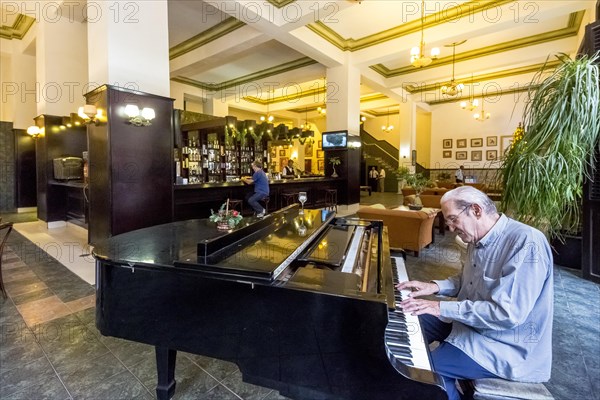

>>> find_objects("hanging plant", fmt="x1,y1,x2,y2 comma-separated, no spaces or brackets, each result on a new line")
224,125,238,146
249,126,264,143
501,52,600,241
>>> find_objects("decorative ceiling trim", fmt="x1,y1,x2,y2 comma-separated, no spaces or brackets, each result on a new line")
306,0,514,52
245,85,326,105
265,0,297,8
428,84,539,105
172,57,318,92
367,109,400,117
404,60,562,93
0,14,35,40
371,11,584,78
169,17,246,60
359,93,389,103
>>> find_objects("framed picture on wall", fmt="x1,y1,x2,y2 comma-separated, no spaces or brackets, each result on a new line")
318,140,322,149
279,149,286,157
457,139,467,148
271,148,277,157
486,150,498,160
318,159,325,171
443,139,452,148
471,138,483,147
443,150,452,158
456,151,467,160
317,150,324,158
501,135,514,155
304,141,313,156
486,136,498,146
471,150,482,161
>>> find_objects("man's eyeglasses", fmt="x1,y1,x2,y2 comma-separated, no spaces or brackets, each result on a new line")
446,204,471,225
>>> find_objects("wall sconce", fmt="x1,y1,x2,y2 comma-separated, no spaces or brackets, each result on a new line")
124,104,155,126
27,126,42,139
78,105,103,125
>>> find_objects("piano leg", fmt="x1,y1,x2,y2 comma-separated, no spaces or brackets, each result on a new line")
155,346,177,400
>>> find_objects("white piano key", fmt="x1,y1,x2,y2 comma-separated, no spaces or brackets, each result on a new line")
384,256,433,372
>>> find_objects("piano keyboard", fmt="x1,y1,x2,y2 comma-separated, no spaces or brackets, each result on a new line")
385,256,433,372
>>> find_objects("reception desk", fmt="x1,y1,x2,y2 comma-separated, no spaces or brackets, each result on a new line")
174,177,346,220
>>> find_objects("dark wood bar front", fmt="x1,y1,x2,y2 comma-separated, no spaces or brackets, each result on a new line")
174,177,345,220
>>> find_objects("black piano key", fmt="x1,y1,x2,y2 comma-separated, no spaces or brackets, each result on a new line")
386,332,410,341
387,344,413,357
392,354,414,367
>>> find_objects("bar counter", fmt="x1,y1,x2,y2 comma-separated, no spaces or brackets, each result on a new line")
174,176,346,220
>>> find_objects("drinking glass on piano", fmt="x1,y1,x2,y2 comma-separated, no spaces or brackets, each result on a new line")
298,191,307,214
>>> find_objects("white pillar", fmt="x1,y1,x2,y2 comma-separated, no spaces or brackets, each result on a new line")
325,64,361,135
35,17,88,116
87,0,170,97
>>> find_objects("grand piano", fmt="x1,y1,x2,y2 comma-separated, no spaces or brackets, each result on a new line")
93,205,448,400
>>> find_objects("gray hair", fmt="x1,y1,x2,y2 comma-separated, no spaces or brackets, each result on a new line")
441,186,497,215
253,160,263,169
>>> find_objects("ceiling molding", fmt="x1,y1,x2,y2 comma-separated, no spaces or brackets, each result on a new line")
245,85,326,105
265,0,297,8
0,14,35,40
428,84,539,105
306,0,515,52
169,17,246,60
359,93,389,103
371,11,584,78
404,60,562,93
172,57,318,92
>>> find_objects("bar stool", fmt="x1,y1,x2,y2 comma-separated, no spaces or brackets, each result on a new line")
228,199,243,215
0,222,14,299
324,189,338,212
260,196,270,214
280,192,298,207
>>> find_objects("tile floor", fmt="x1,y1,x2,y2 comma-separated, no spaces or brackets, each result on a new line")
1,200,599,400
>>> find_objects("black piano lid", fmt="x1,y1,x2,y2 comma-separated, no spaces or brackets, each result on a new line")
92,206,337,281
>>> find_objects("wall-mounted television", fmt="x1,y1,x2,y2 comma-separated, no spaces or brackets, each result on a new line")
322,130,347,149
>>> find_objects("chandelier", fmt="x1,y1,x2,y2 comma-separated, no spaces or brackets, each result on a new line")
300,107,311,131
410,0,440,68
382,108,394,133
460,79,479,110
441,40,465,97
473,97,491,121
260,91,274,123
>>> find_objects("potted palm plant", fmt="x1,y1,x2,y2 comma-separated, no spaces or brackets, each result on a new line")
396,165,411,193
501,53,600,267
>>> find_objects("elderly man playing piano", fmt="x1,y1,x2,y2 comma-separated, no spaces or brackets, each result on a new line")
397,186,553,400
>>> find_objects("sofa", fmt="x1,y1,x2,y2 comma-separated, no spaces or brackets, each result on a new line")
357,204,436,256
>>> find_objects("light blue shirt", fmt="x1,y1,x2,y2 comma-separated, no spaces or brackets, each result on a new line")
433,214,553,382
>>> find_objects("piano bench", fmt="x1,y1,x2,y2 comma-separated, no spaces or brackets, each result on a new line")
460,378,554,400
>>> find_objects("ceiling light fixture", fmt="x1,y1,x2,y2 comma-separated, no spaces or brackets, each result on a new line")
260,91,274,123
78,104,103,125
382,108,394,133
460,81,479,110
410,0,440,68
124,104,155,126
441,40,466,98
27,125,42,139
300,107,311,131
473,97,491,122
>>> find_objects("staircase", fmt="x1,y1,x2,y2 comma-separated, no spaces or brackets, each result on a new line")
361,129,401,192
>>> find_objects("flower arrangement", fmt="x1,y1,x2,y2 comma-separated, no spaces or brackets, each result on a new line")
209,200,243,230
